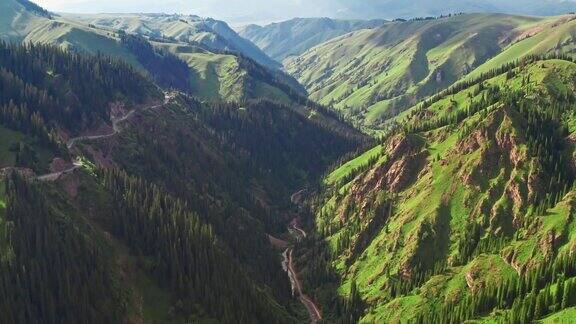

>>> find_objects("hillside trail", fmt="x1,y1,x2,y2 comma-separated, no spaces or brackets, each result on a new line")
283,189,322,323
37,92,173,181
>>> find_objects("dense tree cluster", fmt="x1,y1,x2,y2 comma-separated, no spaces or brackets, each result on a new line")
0,174,125,323
0,41,160,136
201,99,362,185
102,169,294,323
112,94,362,232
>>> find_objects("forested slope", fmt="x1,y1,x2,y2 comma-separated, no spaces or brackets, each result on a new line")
0,174,126,323
0,41,160,172
0,40,366,322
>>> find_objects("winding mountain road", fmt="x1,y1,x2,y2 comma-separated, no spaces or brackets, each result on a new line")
67,94,172,150
37,93,173,181
36,160,84,182
290,188,306,204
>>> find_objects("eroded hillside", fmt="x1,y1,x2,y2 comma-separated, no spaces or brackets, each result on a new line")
307,58,576,322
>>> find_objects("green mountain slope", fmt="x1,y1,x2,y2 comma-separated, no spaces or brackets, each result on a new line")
285,13,574,130
155,42,306,103
0,0,50,39
64,13,281,69
305,57,576,323
465,15,576,80
238,18,385,62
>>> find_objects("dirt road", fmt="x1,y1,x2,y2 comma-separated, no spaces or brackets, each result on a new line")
37,93,173,181
36,160,83,182
67,94,172,150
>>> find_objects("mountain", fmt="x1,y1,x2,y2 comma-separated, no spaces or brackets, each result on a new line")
81,0,576,26
0,0,50,37
238,18,385,62
0,39,365,322
0,0,302,103
285,13,576,130
64,13,281,69
305,55,576,323
0,4,368,323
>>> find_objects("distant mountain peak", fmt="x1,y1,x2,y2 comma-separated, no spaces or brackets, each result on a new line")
239,17,385,61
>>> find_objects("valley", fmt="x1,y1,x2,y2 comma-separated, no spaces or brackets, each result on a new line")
3,0,576,323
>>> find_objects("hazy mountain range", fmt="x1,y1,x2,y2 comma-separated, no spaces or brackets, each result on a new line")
35,0,576,25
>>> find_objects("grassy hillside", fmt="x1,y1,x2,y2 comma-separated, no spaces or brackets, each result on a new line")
466,15,576,80
306,58,576,322
285,13,573,130
238,18,385,62
0,0,51,40
64,13,281,69
1,0,143,68
155,43,304,103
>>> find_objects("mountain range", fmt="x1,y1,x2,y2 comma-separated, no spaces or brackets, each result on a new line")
35,0,576,25
64,12,281,69
285,13,576,130
4,0,576,323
